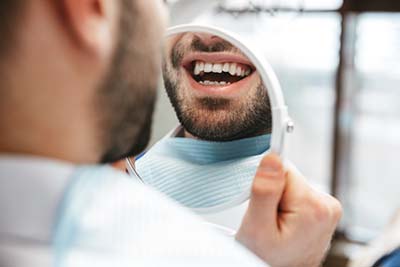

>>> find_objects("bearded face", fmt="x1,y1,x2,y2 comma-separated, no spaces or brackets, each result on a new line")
163,33,272,142
97,0,166,163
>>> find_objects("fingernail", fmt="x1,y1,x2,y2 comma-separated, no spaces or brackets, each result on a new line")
259,155,282,175
263,165,279,172
259,164,281,176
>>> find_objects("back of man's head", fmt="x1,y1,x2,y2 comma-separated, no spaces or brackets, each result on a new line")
0,1,22,52
0,0,167,164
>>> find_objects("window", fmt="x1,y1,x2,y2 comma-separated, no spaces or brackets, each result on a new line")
339,13,400,241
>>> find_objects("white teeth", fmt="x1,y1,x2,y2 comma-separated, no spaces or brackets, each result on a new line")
194,64,201,75
193,61,252,77
193,61,251,77
199,80,231,86
229,63,237,76
236,66,242,76
212,63,223,73
199,62,205,72
204,63,213,73
194,62,204,75
223,63,230,72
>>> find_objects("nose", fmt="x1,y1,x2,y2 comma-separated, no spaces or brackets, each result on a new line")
194,33,226,46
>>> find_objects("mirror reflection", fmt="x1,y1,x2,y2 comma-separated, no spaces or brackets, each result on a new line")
133,31,273,211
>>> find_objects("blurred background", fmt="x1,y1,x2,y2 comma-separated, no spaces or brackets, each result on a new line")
151,0,400,265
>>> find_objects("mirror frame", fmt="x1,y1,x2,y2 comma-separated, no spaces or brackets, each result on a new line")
129,24,293,214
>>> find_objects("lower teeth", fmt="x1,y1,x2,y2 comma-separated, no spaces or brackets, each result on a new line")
199,80,231,86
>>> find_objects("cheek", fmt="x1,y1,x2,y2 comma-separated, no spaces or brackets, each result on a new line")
247,74,262,92
136,0,167,61
146,0,168,38
157,1,169,29
179,76,197,104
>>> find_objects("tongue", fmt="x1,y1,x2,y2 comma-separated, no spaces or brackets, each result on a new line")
195,72,242,83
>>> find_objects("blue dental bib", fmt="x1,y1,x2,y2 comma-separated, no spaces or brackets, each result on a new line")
135,133,270,210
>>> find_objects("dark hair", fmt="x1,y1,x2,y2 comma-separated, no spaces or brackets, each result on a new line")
0,1,23,58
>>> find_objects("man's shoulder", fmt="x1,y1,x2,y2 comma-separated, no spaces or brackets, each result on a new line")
61,165,183,215
56,165,202,235
55,165,266,267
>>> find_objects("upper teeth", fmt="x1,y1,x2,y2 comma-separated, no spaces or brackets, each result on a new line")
194,61,251,77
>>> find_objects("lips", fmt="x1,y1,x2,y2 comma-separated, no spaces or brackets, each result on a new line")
180,52,256,97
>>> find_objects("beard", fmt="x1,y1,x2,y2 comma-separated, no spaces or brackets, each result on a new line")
164,75,272,142
162,36,272,142
97,0,159,163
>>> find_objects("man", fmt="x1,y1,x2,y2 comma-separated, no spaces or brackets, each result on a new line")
135,32,273,213
0,1,341,267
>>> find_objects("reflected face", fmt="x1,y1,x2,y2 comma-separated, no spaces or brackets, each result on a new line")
163,33,272,141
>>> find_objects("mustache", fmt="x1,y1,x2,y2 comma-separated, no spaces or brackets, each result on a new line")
191,36,235,53
171,36,238,69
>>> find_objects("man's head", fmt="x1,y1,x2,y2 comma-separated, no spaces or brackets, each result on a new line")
163,33,272,142
0,0,167,163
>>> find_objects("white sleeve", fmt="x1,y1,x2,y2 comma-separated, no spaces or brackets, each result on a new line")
54,166,267,267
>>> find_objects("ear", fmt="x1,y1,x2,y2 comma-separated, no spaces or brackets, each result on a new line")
61,0,118,57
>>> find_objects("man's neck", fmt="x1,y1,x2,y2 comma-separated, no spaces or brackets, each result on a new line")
0,132,97,164
183,129,198,139
0,107,100,164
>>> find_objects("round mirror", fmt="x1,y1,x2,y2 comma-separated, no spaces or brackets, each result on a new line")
128,24,291,219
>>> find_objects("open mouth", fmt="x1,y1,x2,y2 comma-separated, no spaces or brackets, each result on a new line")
184,60,255,87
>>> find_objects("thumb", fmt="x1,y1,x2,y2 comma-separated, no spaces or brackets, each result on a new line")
246,154,286,227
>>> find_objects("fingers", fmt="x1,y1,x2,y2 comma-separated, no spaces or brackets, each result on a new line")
238,156,342,267
279,166,343,235
246,154,286,227
315,192,343,225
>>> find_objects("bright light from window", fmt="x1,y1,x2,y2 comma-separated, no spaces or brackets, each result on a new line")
219,0,342,10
